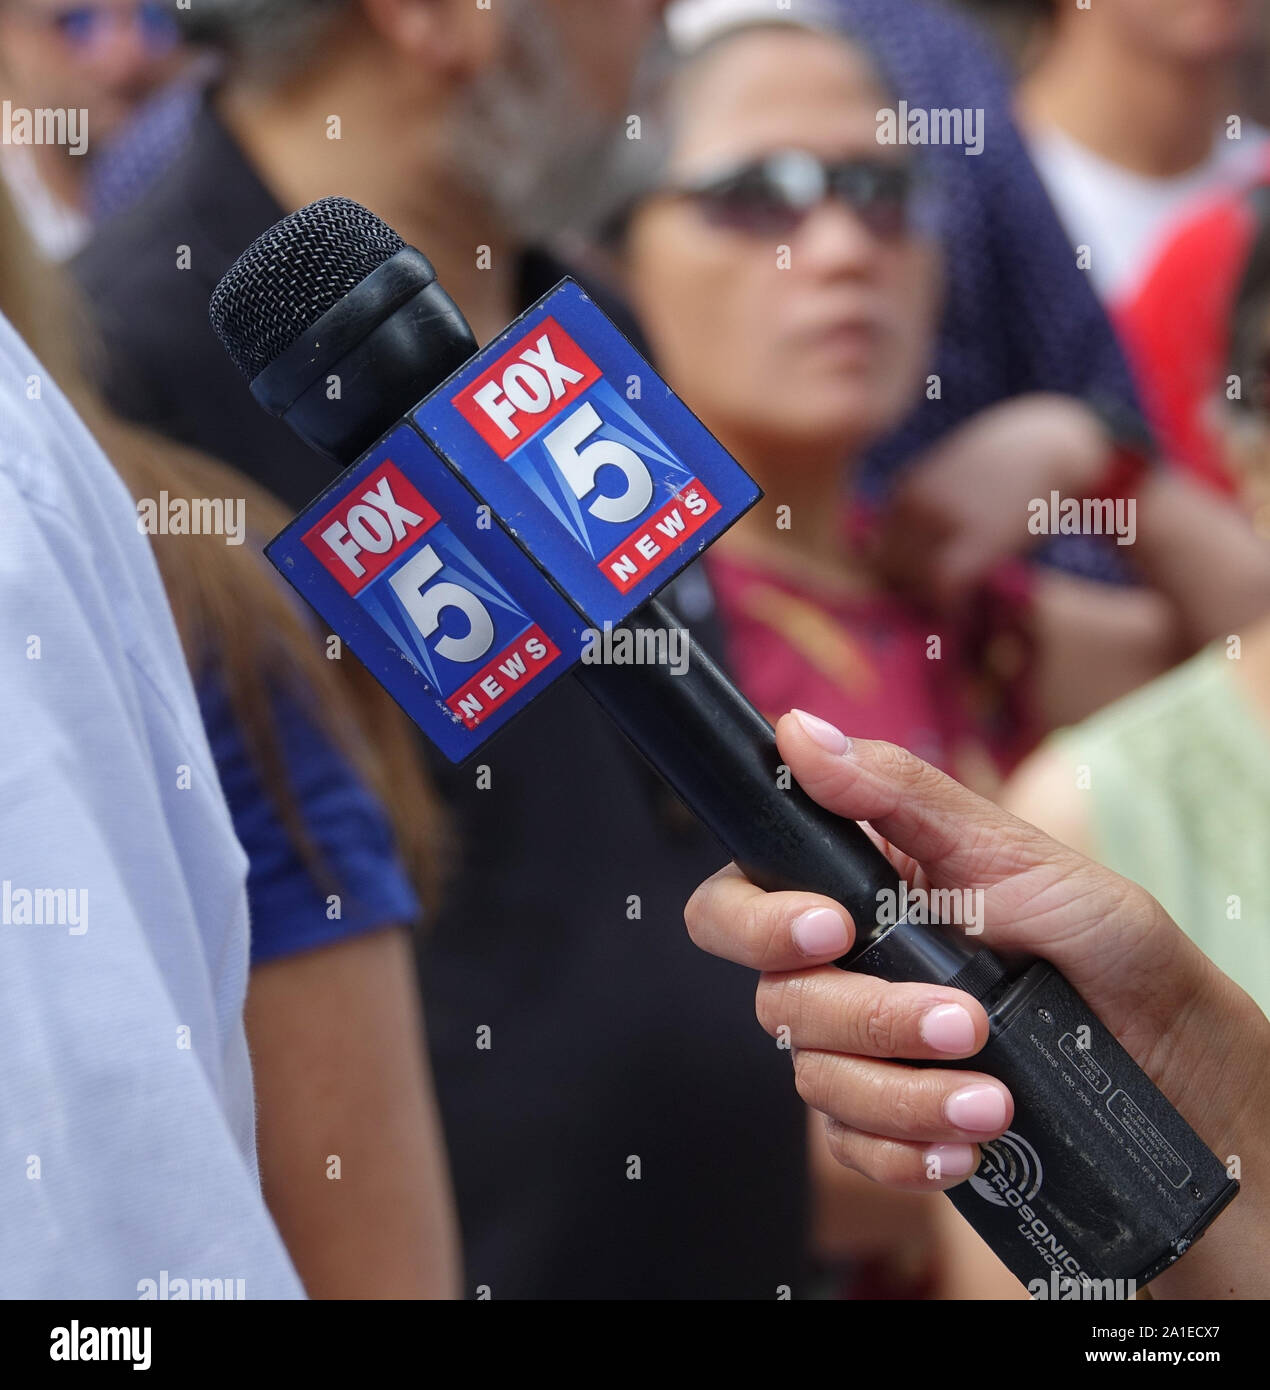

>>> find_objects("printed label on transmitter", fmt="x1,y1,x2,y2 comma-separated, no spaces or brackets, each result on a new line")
1106,1088,1191,1189
1059,1031,1112,1095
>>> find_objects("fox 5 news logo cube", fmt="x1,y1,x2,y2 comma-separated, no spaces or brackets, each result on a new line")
266,425,585,762
414,279,761,626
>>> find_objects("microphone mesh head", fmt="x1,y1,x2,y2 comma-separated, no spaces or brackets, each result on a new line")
209,196,406,381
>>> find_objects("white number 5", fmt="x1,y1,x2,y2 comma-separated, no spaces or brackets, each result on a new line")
389,543,494,665
544,401,652,525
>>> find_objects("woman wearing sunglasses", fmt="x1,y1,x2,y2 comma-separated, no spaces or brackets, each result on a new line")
622,20,1029,802
617,9,1270,1299
0,0,188,257
619,9,1270,784
616,15,1036,1299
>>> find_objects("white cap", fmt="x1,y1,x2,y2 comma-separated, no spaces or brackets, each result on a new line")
666,0,839,54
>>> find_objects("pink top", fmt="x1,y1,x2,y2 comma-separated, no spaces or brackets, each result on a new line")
706,549,1037,793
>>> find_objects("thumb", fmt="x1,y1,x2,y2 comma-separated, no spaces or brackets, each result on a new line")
776,711,1062,889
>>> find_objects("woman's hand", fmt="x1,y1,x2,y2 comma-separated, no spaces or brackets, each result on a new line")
684,710,1270,1297
870,393,1110,605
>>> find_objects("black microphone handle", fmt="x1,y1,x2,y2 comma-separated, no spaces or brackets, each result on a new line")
575,598,1240,1288
575,598,991,990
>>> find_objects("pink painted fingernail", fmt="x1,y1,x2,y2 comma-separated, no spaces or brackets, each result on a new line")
924,1143,978,1180
791,907,850,957
919,1003,977,1054
791,709,850,755
945,1084,1008,1133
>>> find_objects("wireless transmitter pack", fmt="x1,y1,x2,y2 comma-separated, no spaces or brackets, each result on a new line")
210,197,1238,1293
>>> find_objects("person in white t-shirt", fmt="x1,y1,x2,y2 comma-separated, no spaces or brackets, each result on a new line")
0,307,303,1299
1018,0,1268,305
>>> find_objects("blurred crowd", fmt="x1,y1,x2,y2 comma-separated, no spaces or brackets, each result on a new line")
2,0,1270,1301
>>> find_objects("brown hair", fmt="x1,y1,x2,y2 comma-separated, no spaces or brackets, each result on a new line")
0,183,448,914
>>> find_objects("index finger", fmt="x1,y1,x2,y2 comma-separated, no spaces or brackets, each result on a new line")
684,862,857,970
773,716,1063,888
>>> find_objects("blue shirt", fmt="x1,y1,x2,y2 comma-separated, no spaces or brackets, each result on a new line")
197,671,421,966
0,311,303,1298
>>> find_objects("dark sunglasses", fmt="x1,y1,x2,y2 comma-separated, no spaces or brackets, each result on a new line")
666,149,935,240
21,2,180,54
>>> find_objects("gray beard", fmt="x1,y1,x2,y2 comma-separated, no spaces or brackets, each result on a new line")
445,2,669,245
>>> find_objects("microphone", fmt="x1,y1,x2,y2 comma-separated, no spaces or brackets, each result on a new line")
210,196,1237,1293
